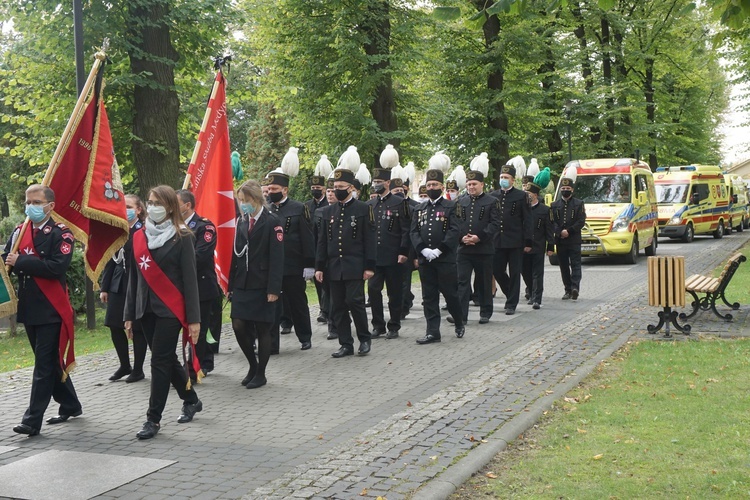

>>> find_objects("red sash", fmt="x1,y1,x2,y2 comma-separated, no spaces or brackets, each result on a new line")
132,229,202,382
18,225,76,381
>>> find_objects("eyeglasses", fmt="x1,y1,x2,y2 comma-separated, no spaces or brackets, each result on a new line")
146,200,164,207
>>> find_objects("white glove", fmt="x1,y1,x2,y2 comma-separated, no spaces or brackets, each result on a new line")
421,248,433,260
432,249,442,259
303,268,315,280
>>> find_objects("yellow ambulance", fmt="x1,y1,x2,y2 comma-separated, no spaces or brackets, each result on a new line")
724,174,749,233
550,158,659,264
654,165,730,242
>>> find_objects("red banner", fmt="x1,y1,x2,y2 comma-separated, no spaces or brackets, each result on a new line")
185,71,235,294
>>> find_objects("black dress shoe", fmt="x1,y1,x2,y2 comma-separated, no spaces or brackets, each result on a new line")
562,292,571,300
136,421,160,440
370,330,385,339
571,289,579,300
125,371,145,383
177,400,203,423
241,369,256,386
300,341,312,350
532,302,541,310
416,334,441,345
479,317,490,324
317,314,328,324
246,376,267,389
109,366,132,381
13,424,39,436
331,346,354,358
46,409,83,425
270,350,280,355
280,327,292,334
505,309,516,315
527,299,533,305
358,341,371,355
455,326,465,338
385,331,399,339
446,316,455,324
326,332,339,340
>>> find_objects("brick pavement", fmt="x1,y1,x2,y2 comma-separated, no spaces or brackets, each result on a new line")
0,233,747,499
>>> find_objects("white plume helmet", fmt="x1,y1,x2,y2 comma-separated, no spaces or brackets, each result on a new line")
314,154,333,178
428,151,451,172
337,145,360,172
280,147,300,177
563,164,578,183
356,163,371,185
448,165,466,190
469,152,490,177
527,158,540,178
379,144,399,169
404,161,416,184
509,155,527,179
391,163,406,182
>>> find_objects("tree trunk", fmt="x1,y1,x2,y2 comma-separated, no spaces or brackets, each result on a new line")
600,16,615,151
537,17,564,168
127,0,182,195
0,192,8,218
571,1,600,145
644,57,657,170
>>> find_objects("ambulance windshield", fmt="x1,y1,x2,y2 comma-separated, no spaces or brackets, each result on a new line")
655,184,689,204
567,174,631,203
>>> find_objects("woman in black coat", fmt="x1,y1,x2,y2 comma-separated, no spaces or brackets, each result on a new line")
125,185,202,440
230,180,284,389
100,194,147,383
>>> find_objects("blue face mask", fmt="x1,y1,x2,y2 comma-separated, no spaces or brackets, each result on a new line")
240,203,255,215
126,208,137,222
499,178,511,190
25,203,49,223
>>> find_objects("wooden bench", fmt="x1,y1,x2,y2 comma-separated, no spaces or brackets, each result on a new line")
681,253,747,321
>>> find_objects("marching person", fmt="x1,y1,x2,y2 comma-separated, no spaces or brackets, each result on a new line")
391,178,418,319
305,174,330,325
490,163,533,315
418,185,429,201
176,189,220,380
551,169,586,300
101,193,147,383
411,162,465,344
315,178,340,340
125,185,202,439
456,170,501,324
4,185,83,436
522,169,555,309
229,180,285,388
315,166,376,358
266,171,316,351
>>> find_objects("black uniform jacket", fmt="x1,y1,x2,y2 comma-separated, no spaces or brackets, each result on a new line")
456,192,501,255
367,192,412,266
305,197,328,220
186,212,220,301
410,196,460,265
101,221,142,295
271,198,315,276
315,197,376,281
4,218,73,325
489,187,533,249
551,196,587,247
124,229,201,325
229,209,284,295
529,202,555,254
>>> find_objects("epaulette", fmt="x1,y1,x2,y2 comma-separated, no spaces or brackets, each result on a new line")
201,217,210,222
303,205,311,222
56,222,70,231
368,205,375,224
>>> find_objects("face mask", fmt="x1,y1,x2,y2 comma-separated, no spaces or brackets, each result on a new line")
311,188,323,200
393,191,405,198
25,203,49,223
335,189,350,201
446,191,457,201
371,183,386,195
561,190,573,199
268,191,284,204
147,205,168,224
499,178,511,190
126,208,137,222
352,191,359,199
240,203,255,216
427,189,442,201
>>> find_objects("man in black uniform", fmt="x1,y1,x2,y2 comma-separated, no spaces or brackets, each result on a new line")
522,173,555,309
456,170,501,324
490,163,533,315
315,178,339,340
411,168,465,343
267,171,316,350
305,175,329,325
367,167,411,339
391,178,417,318
315,168,376,357
4,184,82,436
177,190,220,379
551,175,586,300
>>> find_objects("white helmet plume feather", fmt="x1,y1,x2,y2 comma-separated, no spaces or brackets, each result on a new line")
469,152,489,177
391,164,406,182
314,154,333,177
509,155,526,179
379,144,399,169
280,147,300,177
428,151,451,172
404,161,416,183
448,166,466,190
337,146,360,172
527,158,540,178
563,165,578,182
355,163,371,185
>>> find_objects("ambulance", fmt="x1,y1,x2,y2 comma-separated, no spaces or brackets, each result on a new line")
724,173,749,233
654,165,730,242
549,158,658,264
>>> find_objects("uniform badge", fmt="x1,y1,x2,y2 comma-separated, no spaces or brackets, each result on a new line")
350,216,357,227
62,232,74,242
204,232,213,242
43,226,51,234
60,242,71,255
189,221,196,229
206,225,215,232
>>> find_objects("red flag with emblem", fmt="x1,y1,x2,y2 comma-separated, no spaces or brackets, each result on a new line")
184,69,235,294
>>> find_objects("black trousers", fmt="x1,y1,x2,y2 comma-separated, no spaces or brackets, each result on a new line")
557,245,582,293
401,260,415,312
207,294,223,357
493,247,523,310
271,275,312,344
110,322,147,374
322,278,338,334
458,253,494,320
368,264,404,333
522,252,546,304
314,278,329,319
232,318,272,380
418,261,462,337
141,314,198,424
329,279,370,349
187,298,215,377
22,322,81,430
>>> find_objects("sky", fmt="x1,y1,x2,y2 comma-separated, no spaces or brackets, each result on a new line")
720,80,750,166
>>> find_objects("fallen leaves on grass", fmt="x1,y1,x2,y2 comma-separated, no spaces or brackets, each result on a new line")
486,472,498,479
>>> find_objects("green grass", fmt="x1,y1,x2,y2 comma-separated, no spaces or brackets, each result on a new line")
713,249,750,305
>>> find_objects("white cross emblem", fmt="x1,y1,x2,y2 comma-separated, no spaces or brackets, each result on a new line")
23,247,34,255
138,255,151,270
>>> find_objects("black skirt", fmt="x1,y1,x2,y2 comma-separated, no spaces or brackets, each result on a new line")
104,291,126,328
230,288,277,323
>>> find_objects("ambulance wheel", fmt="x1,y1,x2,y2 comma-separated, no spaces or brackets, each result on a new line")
548,254,559,266
644,232,657,256
623,236,638,265
713,220,724,239
738,218,744,232
726,218,733,235
743,216,749,229
681,223,694,243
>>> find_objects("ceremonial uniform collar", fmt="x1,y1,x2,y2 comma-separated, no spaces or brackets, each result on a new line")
339,197,355,208
429,196,444,206
470,193,484,202
379,192,392,202
34,218,51,231
184,212,196,226
251,206,264,222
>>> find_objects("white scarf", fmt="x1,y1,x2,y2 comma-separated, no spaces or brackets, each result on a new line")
144,218,176,249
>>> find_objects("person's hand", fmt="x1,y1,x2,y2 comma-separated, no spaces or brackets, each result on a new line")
4,253,18,267
267,294,279,302
188,323,200,344
561,229,569,238
125,320,133,340
315,271,324,283
397,255,408,264
524,246,532,253
420,248,433,260
432,249,442,259
363,270,374,280
100,292,108,303
546,250,554,256
303,268,315,280
413,259,419,269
